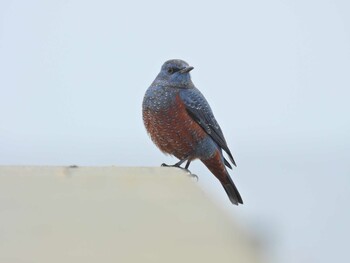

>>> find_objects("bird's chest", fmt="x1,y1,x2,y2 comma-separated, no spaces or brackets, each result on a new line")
142,87,183,137
143,88,206,157
142,86,177,112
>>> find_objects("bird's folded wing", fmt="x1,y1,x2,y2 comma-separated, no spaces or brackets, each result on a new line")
179,88,236,167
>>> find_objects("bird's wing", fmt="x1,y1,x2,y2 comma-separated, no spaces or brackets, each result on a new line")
179,88,236,167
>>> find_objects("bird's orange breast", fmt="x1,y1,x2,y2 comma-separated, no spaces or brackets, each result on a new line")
143,94,207,160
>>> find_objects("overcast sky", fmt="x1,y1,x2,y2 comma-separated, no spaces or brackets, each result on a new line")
1,0,349,262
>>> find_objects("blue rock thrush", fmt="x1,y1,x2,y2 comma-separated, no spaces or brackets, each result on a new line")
142,59,243,205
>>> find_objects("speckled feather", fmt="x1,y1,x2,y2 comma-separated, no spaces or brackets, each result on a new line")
142,59,243,205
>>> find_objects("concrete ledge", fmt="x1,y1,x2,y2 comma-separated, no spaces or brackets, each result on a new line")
0,166,262,263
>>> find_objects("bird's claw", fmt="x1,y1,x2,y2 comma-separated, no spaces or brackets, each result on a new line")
161,163,174,167
161,163,186,171
161,163,198,181
186,172,199,181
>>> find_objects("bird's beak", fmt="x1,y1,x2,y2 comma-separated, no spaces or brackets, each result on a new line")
179,66,194,74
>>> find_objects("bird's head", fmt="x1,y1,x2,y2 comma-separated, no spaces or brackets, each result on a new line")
155,59,194,88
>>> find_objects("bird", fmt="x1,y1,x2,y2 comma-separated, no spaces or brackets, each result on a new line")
142,59,243,205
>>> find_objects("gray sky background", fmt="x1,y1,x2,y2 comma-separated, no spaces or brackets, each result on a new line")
1,0,349,262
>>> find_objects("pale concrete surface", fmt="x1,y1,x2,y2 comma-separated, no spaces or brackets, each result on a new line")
0,166,263,263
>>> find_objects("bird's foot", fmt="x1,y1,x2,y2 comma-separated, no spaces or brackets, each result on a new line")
161,162,188,171
161,163,198,181
186,172,198,181
161,163,180,168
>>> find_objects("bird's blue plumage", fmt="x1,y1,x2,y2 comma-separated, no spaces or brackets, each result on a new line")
142,59,242,205
179,88,236,166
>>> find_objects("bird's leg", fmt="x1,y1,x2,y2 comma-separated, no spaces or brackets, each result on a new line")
161,157,191,172
161,158,198,180
185,160,191,169
161,158,188,169
161,158,187,168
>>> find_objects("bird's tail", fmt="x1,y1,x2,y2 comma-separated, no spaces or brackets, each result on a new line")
221,174,243,205
202,150,243,205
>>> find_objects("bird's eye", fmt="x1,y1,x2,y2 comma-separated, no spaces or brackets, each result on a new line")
167,68,174,74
